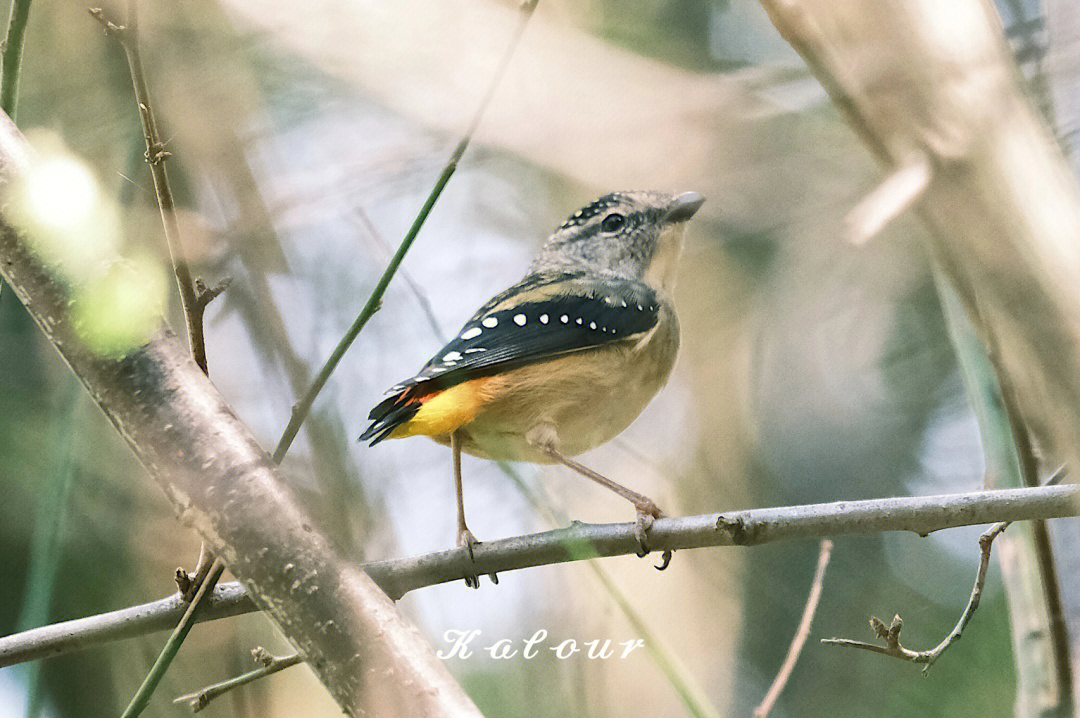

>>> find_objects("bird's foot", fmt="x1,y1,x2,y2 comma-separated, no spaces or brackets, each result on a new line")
457,527,498,588
633,501,672,571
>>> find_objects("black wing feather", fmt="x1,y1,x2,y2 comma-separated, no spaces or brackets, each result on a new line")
360,274,660,444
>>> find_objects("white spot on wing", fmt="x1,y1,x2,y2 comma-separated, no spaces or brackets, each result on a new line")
576,318,583,325
589,321,597,330
482,316,498,328
443,351,462,362
561,315,569,323
540,314,549,324
514,313,527,326
461,327,482,340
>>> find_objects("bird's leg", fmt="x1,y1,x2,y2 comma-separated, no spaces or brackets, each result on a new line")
531,434,672,570
453,430,488,588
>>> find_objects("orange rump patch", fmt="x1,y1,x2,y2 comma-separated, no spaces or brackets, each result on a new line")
388,376,503,439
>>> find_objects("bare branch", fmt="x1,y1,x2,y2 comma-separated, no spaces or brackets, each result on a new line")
823,522,1007,672
173,647,303,713
3,484,1077,669
91,2,210,374
121,559,225,717
755,539,833,718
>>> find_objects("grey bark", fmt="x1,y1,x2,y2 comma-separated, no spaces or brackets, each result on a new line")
0,113,479,717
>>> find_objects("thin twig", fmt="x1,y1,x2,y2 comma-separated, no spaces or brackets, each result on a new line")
754,539,834,717
271,0,538,463
91,4,202,370
2,483,1077,669
822,467,1067,672
172,647,303,713
91,4,230,712
822,523,1005,672
119,558,226,717
844,154,931,246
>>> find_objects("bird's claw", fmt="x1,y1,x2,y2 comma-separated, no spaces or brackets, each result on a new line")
633,504,673,569
458,527,497,589
634,511,655,557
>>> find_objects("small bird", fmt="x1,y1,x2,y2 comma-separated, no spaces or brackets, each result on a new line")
360,190,705,584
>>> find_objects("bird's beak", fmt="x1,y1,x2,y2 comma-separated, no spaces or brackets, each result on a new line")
663,191,706,223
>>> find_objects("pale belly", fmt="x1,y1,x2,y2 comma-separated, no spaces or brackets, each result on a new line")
432,312,679,463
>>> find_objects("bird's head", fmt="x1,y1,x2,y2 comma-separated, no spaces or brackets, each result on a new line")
532,190,705,293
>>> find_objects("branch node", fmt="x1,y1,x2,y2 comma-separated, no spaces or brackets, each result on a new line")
194,276,231,311
144,141,171,166
87,7,125,37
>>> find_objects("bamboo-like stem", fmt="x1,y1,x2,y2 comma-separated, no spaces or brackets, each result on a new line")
2,484,1077,670
0,0,33,305
1,0,32,120
271,0,538,463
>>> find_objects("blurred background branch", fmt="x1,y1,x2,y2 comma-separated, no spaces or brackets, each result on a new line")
759,0,1080,712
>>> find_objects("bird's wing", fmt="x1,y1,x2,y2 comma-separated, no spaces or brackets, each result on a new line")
360,272,661,444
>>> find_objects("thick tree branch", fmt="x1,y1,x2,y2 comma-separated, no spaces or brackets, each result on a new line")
2,484,1077,669
0,114,479,716
758,1,1080,707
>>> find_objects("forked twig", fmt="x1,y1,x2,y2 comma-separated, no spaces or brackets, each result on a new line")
822,467,1066,672
822,522,1006,673
173,647,303,713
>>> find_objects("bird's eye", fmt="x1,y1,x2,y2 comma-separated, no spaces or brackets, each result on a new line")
601,213,625,233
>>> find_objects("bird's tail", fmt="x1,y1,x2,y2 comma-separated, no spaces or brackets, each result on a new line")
358,387,423,445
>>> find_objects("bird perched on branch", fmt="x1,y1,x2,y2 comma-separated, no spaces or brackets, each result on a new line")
361,190,705,585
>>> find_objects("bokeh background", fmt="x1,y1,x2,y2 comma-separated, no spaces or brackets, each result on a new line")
0,0,1074,716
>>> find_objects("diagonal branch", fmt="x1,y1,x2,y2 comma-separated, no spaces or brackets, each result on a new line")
754,539,833,717
0,112,479,716
271,0,539,463
2,483,1077,669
